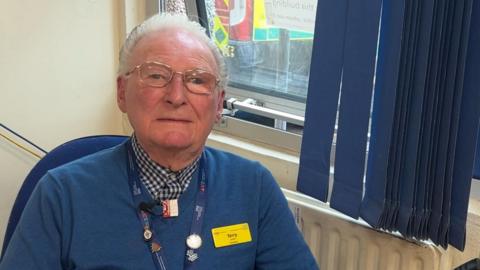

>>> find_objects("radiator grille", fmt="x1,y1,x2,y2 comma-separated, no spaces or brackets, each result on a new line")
285,189,480,270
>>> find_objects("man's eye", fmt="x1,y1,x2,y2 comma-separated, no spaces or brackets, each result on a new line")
188,77,206,85
148,73,167,80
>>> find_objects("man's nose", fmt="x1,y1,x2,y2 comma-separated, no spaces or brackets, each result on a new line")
164,73,187,106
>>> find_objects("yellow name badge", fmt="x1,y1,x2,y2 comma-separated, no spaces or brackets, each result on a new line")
211,223,252,248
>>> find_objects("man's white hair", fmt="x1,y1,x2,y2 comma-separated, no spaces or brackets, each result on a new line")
118,13,228,90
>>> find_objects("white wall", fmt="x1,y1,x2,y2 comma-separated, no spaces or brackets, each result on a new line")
0,0,126,247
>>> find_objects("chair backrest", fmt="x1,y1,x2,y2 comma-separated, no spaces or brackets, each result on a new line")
1,135,129,258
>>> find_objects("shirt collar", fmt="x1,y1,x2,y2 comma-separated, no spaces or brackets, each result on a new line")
130,134,199,200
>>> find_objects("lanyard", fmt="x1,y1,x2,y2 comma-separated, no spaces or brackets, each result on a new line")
126,140,207,270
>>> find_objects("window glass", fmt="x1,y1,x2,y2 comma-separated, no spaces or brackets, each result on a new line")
203,0,317,102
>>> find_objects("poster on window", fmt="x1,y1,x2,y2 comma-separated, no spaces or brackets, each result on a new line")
263,0,316,33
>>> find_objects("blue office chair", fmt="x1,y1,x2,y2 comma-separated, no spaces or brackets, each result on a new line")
0,135,129,258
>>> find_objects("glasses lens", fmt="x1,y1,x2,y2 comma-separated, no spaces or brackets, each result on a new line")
140,63,172,87
184,70,217,94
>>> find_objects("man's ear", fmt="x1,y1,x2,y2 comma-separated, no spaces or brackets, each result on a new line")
215,90,225,123
117,76,127,113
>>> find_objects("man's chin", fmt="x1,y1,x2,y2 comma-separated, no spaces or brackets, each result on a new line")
153,133,194,150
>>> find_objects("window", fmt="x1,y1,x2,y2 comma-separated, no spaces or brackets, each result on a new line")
204,0,315,100
184,0,317,141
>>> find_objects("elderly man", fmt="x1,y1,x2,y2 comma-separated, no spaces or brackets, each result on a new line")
0,14,318,269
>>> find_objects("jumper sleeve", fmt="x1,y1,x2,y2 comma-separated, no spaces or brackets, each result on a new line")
0,173,65,270
254,167,319,270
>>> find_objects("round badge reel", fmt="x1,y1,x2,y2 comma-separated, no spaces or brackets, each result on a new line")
186,234,202,249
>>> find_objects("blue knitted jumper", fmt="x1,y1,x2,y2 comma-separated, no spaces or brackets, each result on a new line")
0,142,318,270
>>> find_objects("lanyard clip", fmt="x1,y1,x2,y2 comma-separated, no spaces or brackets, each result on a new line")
139,201,157,215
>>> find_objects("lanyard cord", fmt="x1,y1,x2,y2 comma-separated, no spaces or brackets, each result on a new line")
184,161,207,270
126,141,207,270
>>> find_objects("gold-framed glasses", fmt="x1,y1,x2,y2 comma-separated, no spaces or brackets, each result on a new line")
125,61,219,95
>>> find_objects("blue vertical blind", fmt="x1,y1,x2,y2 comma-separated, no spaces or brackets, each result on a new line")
474,125,480,180
298,0,480,250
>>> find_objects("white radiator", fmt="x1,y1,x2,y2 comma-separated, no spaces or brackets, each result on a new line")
284,189,480,270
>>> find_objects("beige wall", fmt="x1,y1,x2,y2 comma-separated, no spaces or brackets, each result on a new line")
0,0,126,247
